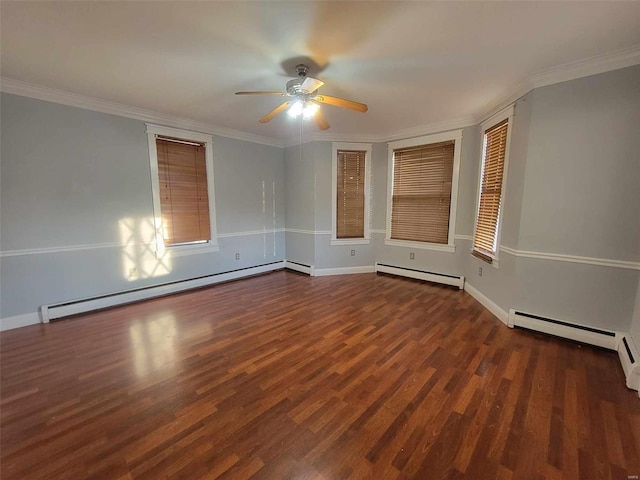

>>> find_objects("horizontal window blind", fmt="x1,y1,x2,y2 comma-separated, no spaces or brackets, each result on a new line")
156,138,210,246
337,150,366,238
391,140,455,244
473,119,508,256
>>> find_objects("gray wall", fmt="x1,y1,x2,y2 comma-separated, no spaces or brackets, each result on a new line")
3,66,639,336
465,93,534,313
518,67,640,260
283,143,315,266
1,93,286,319
512,66,640,331
467,66,640,331
374,126,481,277
632,279,640,348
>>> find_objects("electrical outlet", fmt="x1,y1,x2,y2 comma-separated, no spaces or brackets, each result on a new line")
478,267,483,277
350,249,356,256
128,267,137,277
235,253,240,260
410,252,415,260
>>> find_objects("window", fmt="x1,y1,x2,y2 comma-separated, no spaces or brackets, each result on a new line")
146,124,218,256
472,106,513,264
385,131,462,252
331,142,372,245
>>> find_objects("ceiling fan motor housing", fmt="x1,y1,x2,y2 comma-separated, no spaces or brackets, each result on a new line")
286,64,311,95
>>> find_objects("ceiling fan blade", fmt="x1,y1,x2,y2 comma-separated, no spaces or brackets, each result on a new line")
259,101,291,123
314,94,368,113
300,77,324,93
313,108,330,130
235,91,286,96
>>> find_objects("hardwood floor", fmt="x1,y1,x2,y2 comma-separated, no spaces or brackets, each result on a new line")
1,270,639,479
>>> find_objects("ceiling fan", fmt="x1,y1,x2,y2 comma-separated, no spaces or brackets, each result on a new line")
235,64,368,130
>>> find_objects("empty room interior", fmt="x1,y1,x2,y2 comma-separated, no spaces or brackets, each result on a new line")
1,1,640,479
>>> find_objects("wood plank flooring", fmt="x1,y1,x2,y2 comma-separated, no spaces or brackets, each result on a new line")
1,270,639,479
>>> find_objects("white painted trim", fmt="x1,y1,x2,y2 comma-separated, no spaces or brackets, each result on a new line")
463,283,509,325
508,308,620,351
476,44,640,125
282,115,477,147
331,142,372,245
284,228,316,235
40,262,285,323
284,261,314,276
530,43,640,89
454,234,473,241
375,263,464,289
500,245,640,270
218,228,285,238
617,334,640,395
0,230,282,257
330,239,371,246
146,124,219,257
0,312,42,331
383,239,455,253
471,105,515,264
387,129,463,151
4,46,638,151
385,129,463,250
370,229,386,235
284,228,331,235
0,77,282,148
0,241,150,257
313,266,375,277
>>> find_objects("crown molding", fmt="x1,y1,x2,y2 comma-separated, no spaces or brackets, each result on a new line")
476,44,640,124
529,44,640,90
282,114,477,148
0,77,284,148
3,45,639,149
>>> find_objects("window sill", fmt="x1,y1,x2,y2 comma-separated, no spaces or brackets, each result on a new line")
384,239,455,253
471,248,499,268
159,241,220,258
331,238,370,246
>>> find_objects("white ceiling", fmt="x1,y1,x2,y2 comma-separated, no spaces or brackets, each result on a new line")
1,1,639,145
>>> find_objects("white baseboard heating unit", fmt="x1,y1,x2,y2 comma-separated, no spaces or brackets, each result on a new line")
284,260,314,276
40,261,285,323
508,309,620,350
374,263,464,289
618,334,640,394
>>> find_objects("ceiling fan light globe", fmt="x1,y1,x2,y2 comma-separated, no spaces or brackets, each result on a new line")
303,103,319,119
287,101,304,118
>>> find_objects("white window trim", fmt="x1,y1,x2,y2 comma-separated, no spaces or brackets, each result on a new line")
385,130,463,253
471,105,515,268
146,123,219,257
331,142,372,246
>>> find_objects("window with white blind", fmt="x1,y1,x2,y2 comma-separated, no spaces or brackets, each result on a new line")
385,131,462,252
472,107,513,264
331,142,372,245
146,124,218,256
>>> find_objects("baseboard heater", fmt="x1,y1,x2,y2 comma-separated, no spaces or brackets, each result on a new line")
374,263,464,289
284,260,314,276
40,261,285,323
618,334,640,394
508,309,621,350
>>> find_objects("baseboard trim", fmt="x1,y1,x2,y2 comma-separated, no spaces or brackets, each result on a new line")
313,266,375,277
463,283,509,324
284,260,314,276
0,312,42,331
40,261,285,323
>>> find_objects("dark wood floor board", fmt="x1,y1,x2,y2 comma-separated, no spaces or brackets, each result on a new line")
1,270,639,479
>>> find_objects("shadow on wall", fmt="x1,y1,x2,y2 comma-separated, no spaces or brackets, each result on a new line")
119,217,172,281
